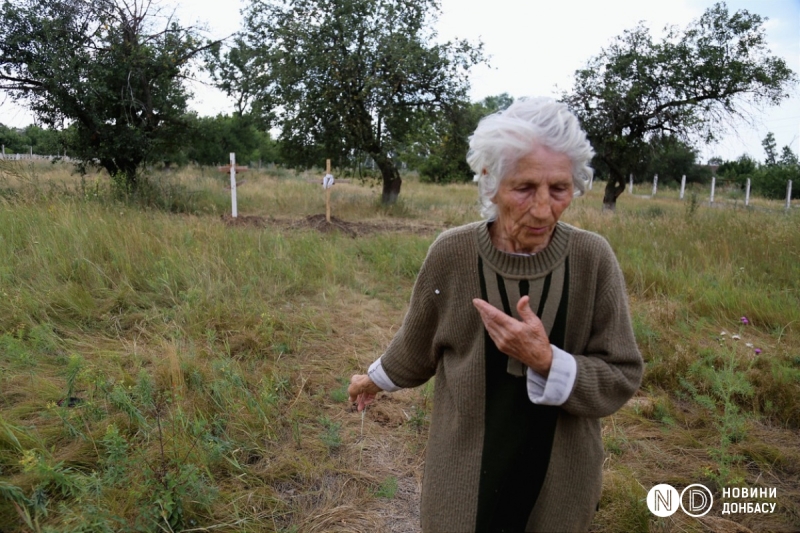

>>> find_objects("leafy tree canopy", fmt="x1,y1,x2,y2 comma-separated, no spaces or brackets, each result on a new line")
642,134,709,185
0,122,62,155
715,133,798,199
754,133,799,199
761,131,778,166
562,2,796,209
0,0,217,189
403,93,513,184
210,0,485,203
717,154,758,184
183,113,280,167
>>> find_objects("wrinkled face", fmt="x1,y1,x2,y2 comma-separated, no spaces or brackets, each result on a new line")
491,144,574,254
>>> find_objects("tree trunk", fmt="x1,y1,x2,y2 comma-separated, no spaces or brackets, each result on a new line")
374,152,402,204
602,169,628,211
101,157,140,195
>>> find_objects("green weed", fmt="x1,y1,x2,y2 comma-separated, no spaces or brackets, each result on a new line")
330,378,350,403
318,416,342,453
679,340,755,486
374,476,398,499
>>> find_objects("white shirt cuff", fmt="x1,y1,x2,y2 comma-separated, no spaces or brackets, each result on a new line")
526,345,577,406
367,357,402,392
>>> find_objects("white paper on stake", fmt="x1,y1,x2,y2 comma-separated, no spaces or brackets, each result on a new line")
323,174,335,189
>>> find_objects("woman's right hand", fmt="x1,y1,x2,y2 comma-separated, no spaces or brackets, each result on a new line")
348,374,381,412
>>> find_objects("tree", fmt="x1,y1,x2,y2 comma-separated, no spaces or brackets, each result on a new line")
761,132,778,166
404,93,513,183
211,0,484,203
780,145,798,167
0,122,63,155
754,135,799,199
562,2,796,210
717,154,758,188
0,0,217,190
184,113,281,167
642,134,708,185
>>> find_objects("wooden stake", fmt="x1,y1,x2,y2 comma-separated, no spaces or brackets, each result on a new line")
230,153,237,217
325,159,332,223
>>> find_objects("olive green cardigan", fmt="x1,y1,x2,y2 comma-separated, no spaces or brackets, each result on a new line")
380,220,643,532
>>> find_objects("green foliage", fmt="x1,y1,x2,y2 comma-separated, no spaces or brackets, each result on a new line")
762,132,778,166
684,190,699,218
717,154,758,188
642,135,710,185
184,113,282,167
373,476,398,499
318,416,342,453
406,404,429,434
594,470,650,533
212,0,485,203
562,2,796,208
753,135,800,199
716,135,799,199
753,163,799,200
0,123,64,155
0,0,217,189
100,424,129,486
402,94,513,184
330,378,350,403
679,342,754,486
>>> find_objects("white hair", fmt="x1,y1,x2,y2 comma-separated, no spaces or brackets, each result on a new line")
467,97,595,219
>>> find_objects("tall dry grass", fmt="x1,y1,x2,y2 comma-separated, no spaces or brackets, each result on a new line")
0,162,798,532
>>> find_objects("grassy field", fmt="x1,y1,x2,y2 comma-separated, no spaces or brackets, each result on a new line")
0,160,798,532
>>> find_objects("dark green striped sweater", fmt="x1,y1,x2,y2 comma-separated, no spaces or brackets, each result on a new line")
380,220,643,532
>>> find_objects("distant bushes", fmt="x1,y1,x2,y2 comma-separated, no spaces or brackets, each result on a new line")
716,134,799,200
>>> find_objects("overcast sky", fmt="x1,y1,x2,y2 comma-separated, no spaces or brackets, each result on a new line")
1,0,797,163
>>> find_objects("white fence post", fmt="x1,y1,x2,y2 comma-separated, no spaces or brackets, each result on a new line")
787,180,793,210
680,175,686,200
629,174,633,194
710,177,716,204
652,174,658,196
230,152,238,218
588,173,593,190
745,178,751,206
1,144,4,159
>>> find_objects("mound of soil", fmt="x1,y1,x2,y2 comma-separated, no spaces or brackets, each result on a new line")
302,213,358,237
220,214,268,228
221,213,446,238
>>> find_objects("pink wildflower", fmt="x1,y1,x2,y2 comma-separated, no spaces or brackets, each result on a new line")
754,348,762,355
741,316,749,325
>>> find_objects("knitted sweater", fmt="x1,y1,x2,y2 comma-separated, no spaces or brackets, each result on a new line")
380,220,643,532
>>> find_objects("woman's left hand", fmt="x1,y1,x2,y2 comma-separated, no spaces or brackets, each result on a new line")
472,295,553,376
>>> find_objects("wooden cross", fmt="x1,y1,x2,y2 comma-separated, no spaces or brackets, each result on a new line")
218,153,248,217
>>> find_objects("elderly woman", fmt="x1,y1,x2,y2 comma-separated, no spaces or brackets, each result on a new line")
348,97,643,532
